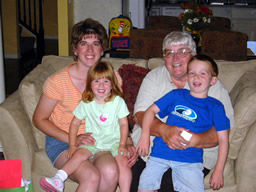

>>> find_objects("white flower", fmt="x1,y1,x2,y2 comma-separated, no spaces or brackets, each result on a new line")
193,18,199,23
202,17,207,23
187,19,193,25
184,9,190,13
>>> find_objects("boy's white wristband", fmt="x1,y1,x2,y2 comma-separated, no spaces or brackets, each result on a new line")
180,130,192,141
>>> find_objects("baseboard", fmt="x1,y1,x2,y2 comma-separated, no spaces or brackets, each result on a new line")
4,54,20,59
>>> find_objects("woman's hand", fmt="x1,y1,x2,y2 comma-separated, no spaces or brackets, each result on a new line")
66,145,77,159
76,132,95,147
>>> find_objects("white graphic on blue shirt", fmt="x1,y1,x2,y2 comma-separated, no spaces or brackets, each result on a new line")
171,105,197,122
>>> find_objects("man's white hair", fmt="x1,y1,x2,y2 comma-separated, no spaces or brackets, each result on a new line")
162,31,197,53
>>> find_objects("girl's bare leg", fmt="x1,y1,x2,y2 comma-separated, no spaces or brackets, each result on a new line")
115,155,132,192
92,151,119,192
56,151,100,192
61,148,92,175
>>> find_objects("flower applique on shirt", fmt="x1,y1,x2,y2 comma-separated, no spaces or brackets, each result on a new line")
99,113,109,123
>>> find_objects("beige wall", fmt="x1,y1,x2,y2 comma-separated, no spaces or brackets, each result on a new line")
58,0,122,56
73,0,122,32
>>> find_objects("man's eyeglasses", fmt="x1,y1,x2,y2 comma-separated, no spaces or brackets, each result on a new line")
164,48,192,58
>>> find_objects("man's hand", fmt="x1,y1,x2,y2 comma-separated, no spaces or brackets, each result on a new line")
127,137,138,167
134,111,189,150
188,127,218,148
159,124,189,150
134,111,218,149
76,132,95,147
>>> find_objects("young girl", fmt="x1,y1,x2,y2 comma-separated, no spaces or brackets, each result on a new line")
40,61,132,192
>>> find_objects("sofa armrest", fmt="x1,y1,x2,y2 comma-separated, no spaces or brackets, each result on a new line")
0,91,37,180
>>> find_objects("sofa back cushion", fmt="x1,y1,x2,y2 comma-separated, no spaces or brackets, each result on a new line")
148,58,256,92
102,57,147,70
228,71,256,159
215,59,256,92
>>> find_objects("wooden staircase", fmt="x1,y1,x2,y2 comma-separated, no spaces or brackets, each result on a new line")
17,0,44,77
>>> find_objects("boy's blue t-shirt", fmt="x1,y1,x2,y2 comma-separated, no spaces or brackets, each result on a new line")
150,89,230,163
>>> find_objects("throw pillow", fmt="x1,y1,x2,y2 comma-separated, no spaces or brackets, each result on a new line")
118,64,150,129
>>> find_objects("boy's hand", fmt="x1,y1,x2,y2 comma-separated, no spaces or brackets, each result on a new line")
118,144,128,157
136,134,150,157
209,169,224,190
66,145,77,159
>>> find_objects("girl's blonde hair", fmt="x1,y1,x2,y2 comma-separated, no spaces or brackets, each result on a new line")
82,61,123,102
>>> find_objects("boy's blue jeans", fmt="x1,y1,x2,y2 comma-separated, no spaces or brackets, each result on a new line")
138,156,204,192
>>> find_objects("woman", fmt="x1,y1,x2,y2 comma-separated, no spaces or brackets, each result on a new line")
33,18,119,192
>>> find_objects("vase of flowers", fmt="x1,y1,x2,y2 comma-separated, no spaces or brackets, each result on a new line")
179,0,213,46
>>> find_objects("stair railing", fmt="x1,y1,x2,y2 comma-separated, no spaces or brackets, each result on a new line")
17,0,44,64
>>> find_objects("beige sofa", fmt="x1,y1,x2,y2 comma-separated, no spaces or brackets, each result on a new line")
1,55,256,192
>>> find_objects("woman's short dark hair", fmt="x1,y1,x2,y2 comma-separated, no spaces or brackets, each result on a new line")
71,18,108,60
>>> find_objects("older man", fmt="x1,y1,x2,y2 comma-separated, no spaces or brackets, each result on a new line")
129,31,234,192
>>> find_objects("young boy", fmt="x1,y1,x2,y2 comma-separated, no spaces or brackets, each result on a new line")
136,54,230,192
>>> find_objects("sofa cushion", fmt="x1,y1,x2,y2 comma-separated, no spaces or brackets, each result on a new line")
215,60,256,92
41,55,148,71
228,71,256,159
148,58,165,70
19,63,56,149
40,55,74,72
118,64,150,129
148,58,256,92
235,120,256,192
